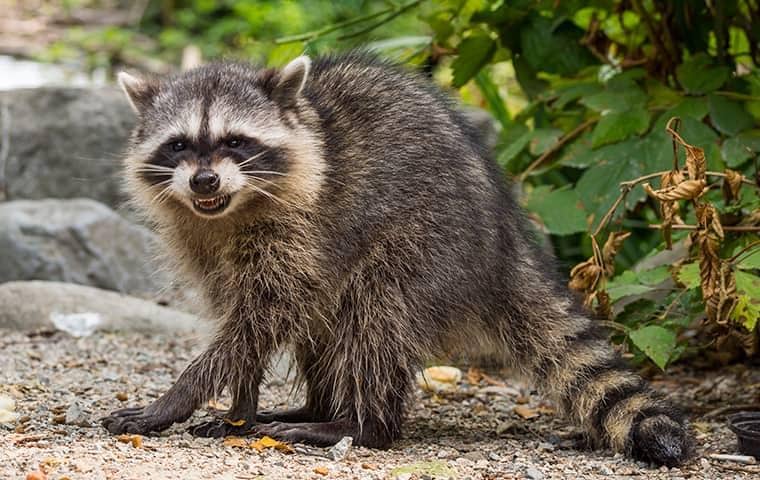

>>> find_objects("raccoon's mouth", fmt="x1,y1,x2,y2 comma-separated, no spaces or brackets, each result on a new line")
192,194,231,214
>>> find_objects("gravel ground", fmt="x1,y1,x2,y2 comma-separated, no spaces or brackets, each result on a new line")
1,329,758,480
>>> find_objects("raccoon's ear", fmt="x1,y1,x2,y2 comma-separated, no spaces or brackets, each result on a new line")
117,71,158,115
271,55,311,108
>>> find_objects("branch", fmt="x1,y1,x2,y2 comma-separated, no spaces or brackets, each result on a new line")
274,0,423,44
649,224,760,232
517,117,598,182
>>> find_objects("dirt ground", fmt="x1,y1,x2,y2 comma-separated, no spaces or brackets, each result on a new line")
1,329,759,480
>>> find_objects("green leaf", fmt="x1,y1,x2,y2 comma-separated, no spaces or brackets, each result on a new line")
525,186,588,235
731,295,760,331
513,55,549,99
607,283,655,301
576,131,670,226
629,325,677,370
474,70,511,130
581,86,647,113
654,97,709,129
451,33,496,88
721,130,760,168
591,107,650,148
529,128,563,155
736,271,760,299
737,247,760,270
553,82,603,110
519,15,597,76
708,94,755,136
676,263,700,289
676,53,730,94
496,125,531,169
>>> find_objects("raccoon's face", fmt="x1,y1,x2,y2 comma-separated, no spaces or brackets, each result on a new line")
119,56,323,220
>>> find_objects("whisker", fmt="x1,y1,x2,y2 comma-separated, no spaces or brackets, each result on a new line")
243,180,295,208
241,170,289,177
236,151,267,169
246,175,281,188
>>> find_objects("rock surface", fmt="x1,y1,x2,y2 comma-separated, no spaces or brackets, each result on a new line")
0,87,134,207
0,198,164,296
0,281,199,333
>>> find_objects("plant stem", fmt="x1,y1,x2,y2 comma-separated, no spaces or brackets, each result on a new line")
517,117,598,182
274,0,423,44
337,0,423,40
728,240,760,264
649,224,760,232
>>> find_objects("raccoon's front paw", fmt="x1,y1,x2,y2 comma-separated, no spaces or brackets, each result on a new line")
190,419,251,438
101,405,183,435
630,414,694,467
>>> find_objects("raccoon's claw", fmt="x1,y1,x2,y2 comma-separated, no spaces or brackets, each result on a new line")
190,419,251,438
101,405,176,435
630,414,694,467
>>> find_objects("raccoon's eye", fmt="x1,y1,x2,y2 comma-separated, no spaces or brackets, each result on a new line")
225,138,244,148
170,141,187,152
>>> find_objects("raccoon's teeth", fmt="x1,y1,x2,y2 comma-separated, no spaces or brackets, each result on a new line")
192,195,230,213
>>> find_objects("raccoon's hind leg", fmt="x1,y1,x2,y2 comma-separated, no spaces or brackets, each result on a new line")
190,377,261,438
516,298,694,466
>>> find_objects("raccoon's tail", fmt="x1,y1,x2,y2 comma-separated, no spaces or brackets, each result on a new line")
522,303,694,466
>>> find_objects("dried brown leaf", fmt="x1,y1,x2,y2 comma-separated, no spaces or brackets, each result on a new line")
602,231,631,276
223,437,249,448
314,466,329,476
685,145,706,181
722,169,743,204
224,418,246,427
569,259,603,296
643,179,706,202
513,405,540,419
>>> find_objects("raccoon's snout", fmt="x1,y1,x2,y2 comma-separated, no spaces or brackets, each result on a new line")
190,169,220,194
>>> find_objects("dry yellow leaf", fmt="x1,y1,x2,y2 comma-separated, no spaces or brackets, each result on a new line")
513,405,539,419
225,418,246,426
314,466,329,476
116,434,143,448
223,437,249,448
251,435,294,454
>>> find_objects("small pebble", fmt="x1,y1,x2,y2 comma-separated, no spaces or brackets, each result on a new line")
526,466,544,480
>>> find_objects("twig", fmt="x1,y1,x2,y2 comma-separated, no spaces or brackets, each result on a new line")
518,117,598,182
703,403,760,419
598,320,631,334
274,0,423,44
729,240,760,264
337,0,422,40
649,224,760,232
708,453,758,465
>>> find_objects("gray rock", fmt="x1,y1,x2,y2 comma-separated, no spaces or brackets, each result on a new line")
0,87,133,207
0,198,163,296
526,465,544,480
326,436,353,461
0,281,199,333
65,402,89,427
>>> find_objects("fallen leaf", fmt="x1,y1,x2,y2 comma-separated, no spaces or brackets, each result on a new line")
225,418,246,426
223,437,249,448
313,466,329,476
250,435,294,453
513,405,539,419
115,392,128,402
25,471,46,480
116,434,143,448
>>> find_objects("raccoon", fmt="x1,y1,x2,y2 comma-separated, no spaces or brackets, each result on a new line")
101,53,693,466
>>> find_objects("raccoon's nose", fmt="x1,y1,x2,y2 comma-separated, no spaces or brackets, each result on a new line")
189,169,220,194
